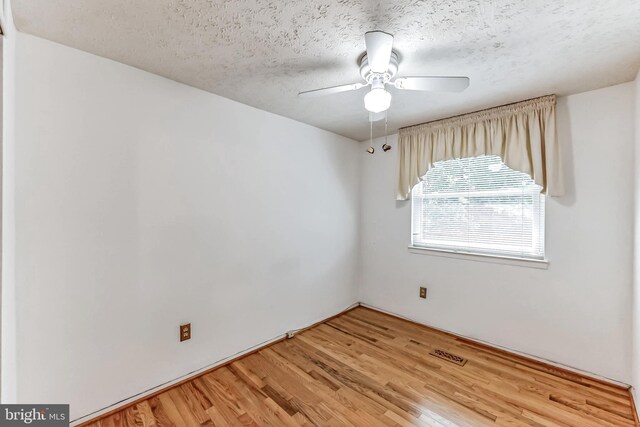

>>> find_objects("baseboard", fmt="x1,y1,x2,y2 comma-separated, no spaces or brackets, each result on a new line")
630,387,640,426
73,301,360,426
360,302,631,391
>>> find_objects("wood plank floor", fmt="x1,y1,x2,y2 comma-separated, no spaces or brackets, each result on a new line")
83,307,637,427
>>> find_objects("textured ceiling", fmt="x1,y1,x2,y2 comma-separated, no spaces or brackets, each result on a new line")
12,0,640,141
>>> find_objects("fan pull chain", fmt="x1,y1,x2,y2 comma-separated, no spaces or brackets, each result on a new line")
367,115,375,154
382,110,391,152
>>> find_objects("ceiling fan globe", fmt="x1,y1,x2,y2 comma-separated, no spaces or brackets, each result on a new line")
364,87,392,113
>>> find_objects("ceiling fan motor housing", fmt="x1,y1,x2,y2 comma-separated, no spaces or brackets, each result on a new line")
360,51,399,84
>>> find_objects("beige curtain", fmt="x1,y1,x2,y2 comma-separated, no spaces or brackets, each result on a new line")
397,95,562,200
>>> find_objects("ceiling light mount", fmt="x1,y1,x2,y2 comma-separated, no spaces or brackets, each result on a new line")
359,51,399,83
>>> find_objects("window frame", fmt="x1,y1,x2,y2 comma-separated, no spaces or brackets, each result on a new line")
408,156,548,269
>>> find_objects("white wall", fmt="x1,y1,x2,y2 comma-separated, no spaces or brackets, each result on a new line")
1,0,17,403
632,70,640,397
359,82,635,383
10,33,360,420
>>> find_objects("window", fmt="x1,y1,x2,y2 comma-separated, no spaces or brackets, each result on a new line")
411,155,545,260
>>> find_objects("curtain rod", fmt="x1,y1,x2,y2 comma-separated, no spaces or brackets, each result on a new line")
398,94,556,131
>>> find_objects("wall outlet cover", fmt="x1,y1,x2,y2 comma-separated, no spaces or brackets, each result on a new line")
180,323,191,342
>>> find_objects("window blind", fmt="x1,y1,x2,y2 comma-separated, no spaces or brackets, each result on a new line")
411,155,545,260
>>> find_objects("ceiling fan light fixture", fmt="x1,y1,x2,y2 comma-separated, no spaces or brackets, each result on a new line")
364,87,392,113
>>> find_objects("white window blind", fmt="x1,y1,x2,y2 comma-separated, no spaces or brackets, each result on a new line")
411,155,545,260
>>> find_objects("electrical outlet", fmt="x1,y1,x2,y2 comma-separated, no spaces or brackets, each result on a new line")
180,323,191,342
419,287,427,299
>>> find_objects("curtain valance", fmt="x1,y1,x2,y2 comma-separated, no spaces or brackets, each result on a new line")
396,95,563,200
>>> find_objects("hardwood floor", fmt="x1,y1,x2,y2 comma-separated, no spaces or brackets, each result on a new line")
82,307,637,427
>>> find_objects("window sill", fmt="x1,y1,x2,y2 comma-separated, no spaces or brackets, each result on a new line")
407,246,549,269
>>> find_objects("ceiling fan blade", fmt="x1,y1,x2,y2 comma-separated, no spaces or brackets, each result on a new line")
364,31,394,74
298,82,365,98
393,76,470,92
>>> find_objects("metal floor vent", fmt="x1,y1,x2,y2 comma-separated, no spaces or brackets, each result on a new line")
429,349,468,366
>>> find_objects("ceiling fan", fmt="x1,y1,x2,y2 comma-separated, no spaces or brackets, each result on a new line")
298,31,469,117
